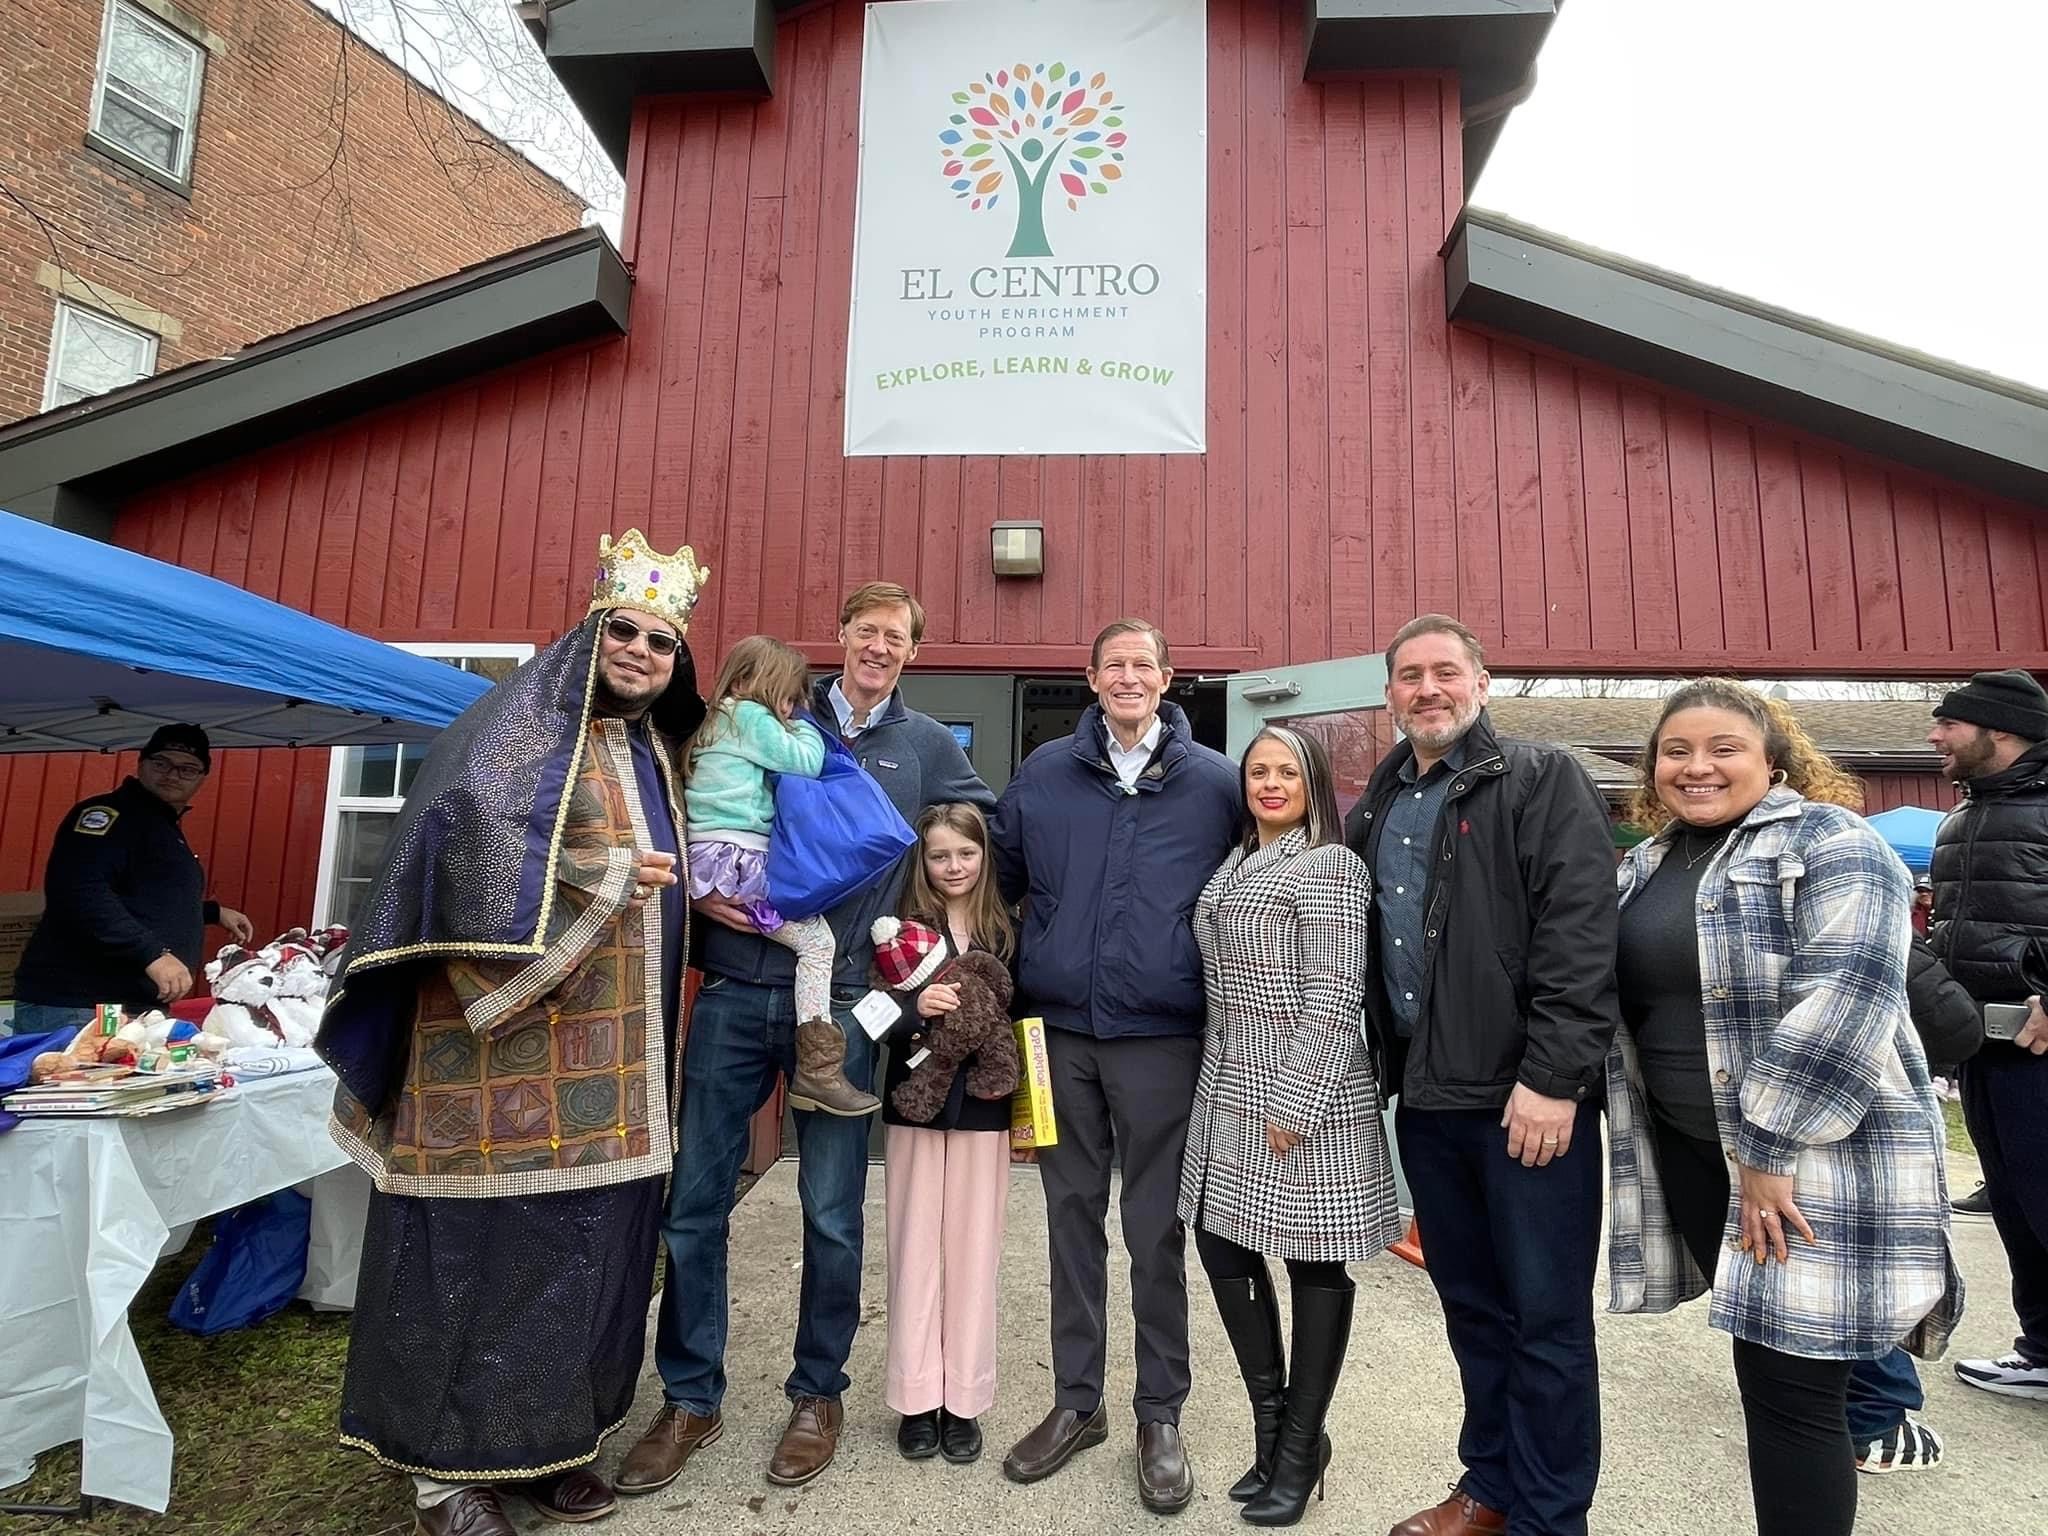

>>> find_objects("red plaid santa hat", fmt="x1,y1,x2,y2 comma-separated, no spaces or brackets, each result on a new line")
870,916,951,992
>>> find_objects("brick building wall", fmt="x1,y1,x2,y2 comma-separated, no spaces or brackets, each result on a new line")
0,0,584,422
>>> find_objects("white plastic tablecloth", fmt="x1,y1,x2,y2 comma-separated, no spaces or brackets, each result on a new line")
0,1068,368,1512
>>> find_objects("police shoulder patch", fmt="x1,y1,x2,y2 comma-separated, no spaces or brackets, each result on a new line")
74,806,118,836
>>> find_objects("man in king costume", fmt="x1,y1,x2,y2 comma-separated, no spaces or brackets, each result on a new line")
317,532,709,1536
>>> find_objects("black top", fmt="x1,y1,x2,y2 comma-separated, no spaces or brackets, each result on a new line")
878,929,1014,1134
15,778,220,1010
1928,738,2048,1003
1616,830,1727,1142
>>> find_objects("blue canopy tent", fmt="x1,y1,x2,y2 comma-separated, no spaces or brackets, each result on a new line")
0,511,490,751
1866,804,1949,873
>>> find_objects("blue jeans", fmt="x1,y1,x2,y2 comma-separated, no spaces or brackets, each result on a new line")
1397,1101,1603,1536
9,1003,96,1038
654,973,873,1413
1844,1348,1923,1442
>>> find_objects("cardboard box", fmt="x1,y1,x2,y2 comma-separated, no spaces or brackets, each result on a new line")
0,891,45,1001
1010,1016,1058,1150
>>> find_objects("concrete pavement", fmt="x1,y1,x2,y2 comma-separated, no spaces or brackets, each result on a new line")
515,1152,2043,1534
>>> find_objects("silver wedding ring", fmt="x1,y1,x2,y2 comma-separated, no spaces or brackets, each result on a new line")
1541,1135,1559,1145
1759,1209,1779,1220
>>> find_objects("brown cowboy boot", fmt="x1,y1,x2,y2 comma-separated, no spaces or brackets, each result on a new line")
785,1017,879,1117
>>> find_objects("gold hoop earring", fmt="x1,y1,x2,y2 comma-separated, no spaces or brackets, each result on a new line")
1770,768,1788,785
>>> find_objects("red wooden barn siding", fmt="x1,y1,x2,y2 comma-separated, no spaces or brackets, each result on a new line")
3,0,2044,941
1858,771,1958,815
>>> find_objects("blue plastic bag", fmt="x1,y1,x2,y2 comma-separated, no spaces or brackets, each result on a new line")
167,1189,312,1336
765,716,917,920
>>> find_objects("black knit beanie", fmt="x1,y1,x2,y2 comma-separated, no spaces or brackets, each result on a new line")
1933,669,2048,742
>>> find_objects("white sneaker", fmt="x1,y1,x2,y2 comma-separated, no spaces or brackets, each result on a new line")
1855,1415,1944,1473
1954,1352,2048,1400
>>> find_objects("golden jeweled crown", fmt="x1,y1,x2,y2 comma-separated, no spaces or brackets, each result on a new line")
588,530,711,634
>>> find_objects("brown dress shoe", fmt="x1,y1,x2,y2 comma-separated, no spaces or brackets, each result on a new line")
615,1404,723,1495
415,1487,516,1536
766,1395,844,1487
524,1465,617,1523
1388,1487,1509,1536
1137,1421,1195,1514
1002,1405,1110,1484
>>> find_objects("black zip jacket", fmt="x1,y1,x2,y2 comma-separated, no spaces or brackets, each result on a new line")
1905,933,1983,1075
1343,712,1620,1112
14,778,220,1010
1929,739,2048,1004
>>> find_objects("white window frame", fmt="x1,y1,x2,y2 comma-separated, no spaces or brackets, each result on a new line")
42,299,160,410
89,0,206,186
311,642,535,929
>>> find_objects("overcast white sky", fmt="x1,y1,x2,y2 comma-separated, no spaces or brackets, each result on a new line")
1474,0,2048,390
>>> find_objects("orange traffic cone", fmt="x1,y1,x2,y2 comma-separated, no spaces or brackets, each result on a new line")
1391,1215,1425,1269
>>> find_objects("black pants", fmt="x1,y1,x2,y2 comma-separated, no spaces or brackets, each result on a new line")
1037,1029,1203,1424
1193,1226,1349,1291
1651,1121,1855,1536
1961,1043,2048,1362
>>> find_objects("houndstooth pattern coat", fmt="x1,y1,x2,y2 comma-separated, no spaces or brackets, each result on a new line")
1177,829,1404,1262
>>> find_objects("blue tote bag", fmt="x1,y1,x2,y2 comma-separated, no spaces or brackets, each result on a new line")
765,716,917,919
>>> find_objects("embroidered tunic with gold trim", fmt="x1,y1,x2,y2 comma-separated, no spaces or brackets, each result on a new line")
316,533,710,1485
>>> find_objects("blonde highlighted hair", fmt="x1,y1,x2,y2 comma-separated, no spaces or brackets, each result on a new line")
1626,677,1864,832
901,802,1015,963
687,635,813,776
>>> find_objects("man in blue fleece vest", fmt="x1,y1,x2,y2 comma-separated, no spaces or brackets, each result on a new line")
623,583,993,1498
992,619,1241,1514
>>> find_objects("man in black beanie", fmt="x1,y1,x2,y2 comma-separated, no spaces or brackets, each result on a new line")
1926,669,2048,1405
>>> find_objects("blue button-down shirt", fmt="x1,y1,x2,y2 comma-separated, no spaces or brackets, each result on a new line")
1374,739,1465,1036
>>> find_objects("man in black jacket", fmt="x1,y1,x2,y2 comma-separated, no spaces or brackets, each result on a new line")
13,724,252,1032
1926,669,2048,1404
1344,616,1618,1536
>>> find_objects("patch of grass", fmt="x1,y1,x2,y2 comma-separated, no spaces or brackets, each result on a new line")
1942,1095,1975,1158
9,1231,411,1536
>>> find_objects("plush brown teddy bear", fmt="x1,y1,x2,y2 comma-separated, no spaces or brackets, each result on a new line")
870,916,1020,1123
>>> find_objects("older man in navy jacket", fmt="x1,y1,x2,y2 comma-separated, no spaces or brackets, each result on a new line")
992,618,1241,1514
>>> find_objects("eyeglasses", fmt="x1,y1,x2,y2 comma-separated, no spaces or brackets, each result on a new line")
604,616,680,657
144,756,207,781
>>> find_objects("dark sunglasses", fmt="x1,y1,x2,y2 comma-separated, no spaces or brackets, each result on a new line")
604,615,680,657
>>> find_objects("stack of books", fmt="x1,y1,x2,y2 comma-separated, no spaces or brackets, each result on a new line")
3,1064,226,1119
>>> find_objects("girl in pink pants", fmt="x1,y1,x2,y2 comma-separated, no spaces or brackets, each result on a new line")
876,803,1017,1465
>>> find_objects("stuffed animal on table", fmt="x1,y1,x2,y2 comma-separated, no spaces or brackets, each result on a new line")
203,947,293,1049
264,940,328,1047
870,916,1020,1123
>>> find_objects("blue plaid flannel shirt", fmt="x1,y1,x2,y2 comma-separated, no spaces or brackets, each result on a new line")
1605,788,1964,1360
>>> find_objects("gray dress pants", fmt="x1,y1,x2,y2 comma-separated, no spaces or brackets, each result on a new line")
1036,1028,1201,1425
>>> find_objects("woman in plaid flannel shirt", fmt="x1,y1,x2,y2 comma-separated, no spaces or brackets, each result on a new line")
1605,679,1962,1536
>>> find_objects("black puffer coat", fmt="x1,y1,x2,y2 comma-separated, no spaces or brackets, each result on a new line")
1906,934,1983,1074
1929,739,2048,1003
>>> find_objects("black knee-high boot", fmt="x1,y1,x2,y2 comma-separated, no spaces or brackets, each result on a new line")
1208,1265,1286,1500
1242,1280,1353,1527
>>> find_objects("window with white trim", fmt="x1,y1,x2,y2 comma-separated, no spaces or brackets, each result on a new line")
90,0,206,184
312,644,534,929
43,300,159,409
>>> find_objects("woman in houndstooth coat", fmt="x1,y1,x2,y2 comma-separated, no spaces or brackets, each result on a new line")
1178,726,1402,1526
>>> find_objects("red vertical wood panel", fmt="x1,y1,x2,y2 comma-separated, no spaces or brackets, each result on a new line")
722,196,782,648
1240,0,1287,658
1081,456,1124,633
1986,500,2046,655
242,455,296,602
1752,432,1812,655
918,457,963,644
1202,0,1247,650
177,479,224,577
1364,81,1412,640
1663,405,1723,652
1576,373,1633,652
1124,455,1164,626
1325,84,1372,656
571,343,626,628
955,459,999,642
1889,479,1950,655
1404,80,1456,618
351,418,403,630
534,355,590,630
1799,450,1858,655
614,102,680,531
1706,416,1767,651
1447,329,1500,648
654,105,719,556
313,429,367,623
998,458,1043,641
881,458,924,607
1531,357,1589,649
1843,464,1905,655
1936,491,1997,656
1162,454,1204,644
1283,19,1330,661
1492,348,1545,649
448,385,503,632
494,370,550,631
1040,456,1084,644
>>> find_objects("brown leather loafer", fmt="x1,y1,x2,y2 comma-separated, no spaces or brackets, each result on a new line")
415,1487,516,1536
1137,1421,1195,1514
1388,1487,1509,1536
766,1395,843,1487
1002,1405,1109,1484
525,1465,617,1523
615,1404,723,1495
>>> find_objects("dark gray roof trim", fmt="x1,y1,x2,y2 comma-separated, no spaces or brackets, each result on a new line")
0,228,630,539
1303,2,1560,191
1447,212,2048,508
521,0,777,171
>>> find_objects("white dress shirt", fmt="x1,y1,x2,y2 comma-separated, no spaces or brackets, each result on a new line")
1105,716,1164,788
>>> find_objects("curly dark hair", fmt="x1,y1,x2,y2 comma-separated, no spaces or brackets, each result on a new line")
1626,678,1864,832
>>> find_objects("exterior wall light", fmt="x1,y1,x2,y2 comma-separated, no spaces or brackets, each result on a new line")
991,520,1044,578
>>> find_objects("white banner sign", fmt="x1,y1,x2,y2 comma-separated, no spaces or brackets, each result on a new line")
844,0,1207,456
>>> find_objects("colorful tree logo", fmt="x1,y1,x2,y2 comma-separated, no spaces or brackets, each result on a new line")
937,62,1130,259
